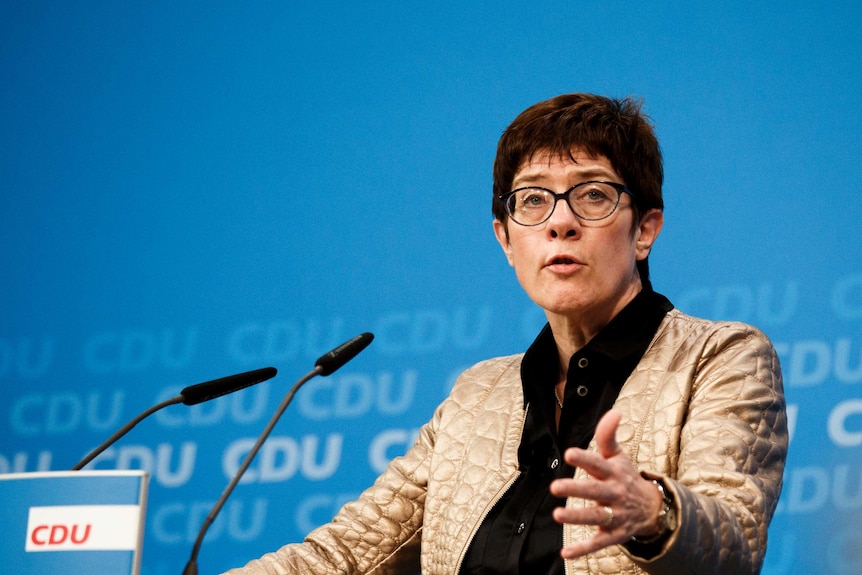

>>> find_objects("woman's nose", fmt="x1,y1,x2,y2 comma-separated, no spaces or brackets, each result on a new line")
546,196,581,238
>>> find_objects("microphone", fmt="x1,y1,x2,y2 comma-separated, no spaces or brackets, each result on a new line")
179,367,278,405
70,367,278,471
182,332,374,575
314,332,375,375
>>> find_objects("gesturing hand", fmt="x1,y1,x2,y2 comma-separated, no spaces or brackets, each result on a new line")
549,409,663,560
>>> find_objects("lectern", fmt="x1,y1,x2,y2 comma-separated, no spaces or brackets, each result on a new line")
0,470,148,574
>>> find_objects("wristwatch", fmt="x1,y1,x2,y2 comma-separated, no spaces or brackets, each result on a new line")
631,478,677,545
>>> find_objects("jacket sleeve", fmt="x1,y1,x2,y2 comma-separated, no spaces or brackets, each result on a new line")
221,411,440,575
626,321,788,574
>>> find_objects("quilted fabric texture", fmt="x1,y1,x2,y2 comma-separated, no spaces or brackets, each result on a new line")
223,310,787,575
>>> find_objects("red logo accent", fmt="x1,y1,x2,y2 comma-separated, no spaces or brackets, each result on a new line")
30,524,92,546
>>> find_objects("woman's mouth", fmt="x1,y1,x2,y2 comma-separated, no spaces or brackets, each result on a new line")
546,255,584,273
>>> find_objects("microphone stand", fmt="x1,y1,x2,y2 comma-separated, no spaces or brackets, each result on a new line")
70,367,277,471
182,365,323,575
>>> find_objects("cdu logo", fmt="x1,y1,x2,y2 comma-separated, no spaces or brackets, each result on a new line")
26,505,141,552
30,523,91,546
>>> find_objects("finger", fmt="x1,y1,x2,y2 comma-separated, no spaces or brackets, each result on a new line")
560,531,624,560
595,408,622,459
552,504,616,527
562,447,613,479
549,477,613,501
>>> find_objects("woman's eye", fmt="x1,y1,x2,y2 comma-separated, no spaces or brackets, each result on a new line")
521,191,548,207
580,187,611,202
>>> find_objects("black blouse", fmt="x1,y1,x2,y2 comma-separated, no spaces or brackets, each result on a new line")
459,288,673,574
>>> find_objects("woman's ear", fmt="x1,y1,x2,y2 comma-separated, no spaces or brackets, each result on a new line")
635,209,663,261
493,219,515,266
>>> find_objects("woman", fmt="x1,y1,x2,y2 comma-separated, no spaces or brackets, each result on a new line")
224,93,787,574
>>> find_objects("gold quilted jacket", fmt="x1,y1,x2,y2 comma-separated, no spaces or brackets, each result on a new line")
225,310,787,575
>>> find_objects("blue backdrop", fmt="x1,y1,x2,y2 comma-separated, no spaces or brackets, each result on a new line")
2,2,861,574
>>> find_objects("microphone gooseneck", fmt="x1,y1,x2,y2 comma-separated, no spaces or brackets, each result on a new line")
70,367,278,471
182,332,374,575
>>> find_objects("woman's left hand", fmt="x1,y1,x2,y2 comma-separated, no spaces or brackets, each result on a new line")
549,409,663,559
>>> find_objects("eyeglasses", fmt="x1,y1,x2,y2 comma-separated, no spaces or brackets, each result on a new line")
499,181,633,226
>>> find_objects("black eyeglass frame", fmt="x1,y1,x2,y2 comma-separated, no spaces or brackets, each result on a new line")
498,180,635,226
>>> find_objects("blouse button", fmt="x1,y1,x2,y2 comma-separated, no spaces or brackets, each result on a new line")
576,385,588,397
578,358,589,368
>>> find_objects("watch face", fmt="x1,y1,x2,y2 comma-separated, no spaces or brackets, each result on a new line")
655,479,676,533
663,504,678,532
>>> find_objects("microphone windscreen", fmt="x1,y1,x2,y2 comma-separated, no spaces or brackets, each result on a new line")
314,332,374,376
180,366,277,405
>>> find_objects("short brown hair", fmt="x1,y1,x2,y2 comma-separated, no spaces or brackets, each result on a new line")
492,93,664,282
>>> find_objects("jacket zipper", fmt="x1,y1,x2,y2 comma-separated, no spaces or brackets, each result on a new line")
453,402,530,573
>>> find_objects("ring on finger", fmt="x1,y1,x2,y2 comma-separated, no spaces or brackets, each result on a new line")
600,505,614,527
